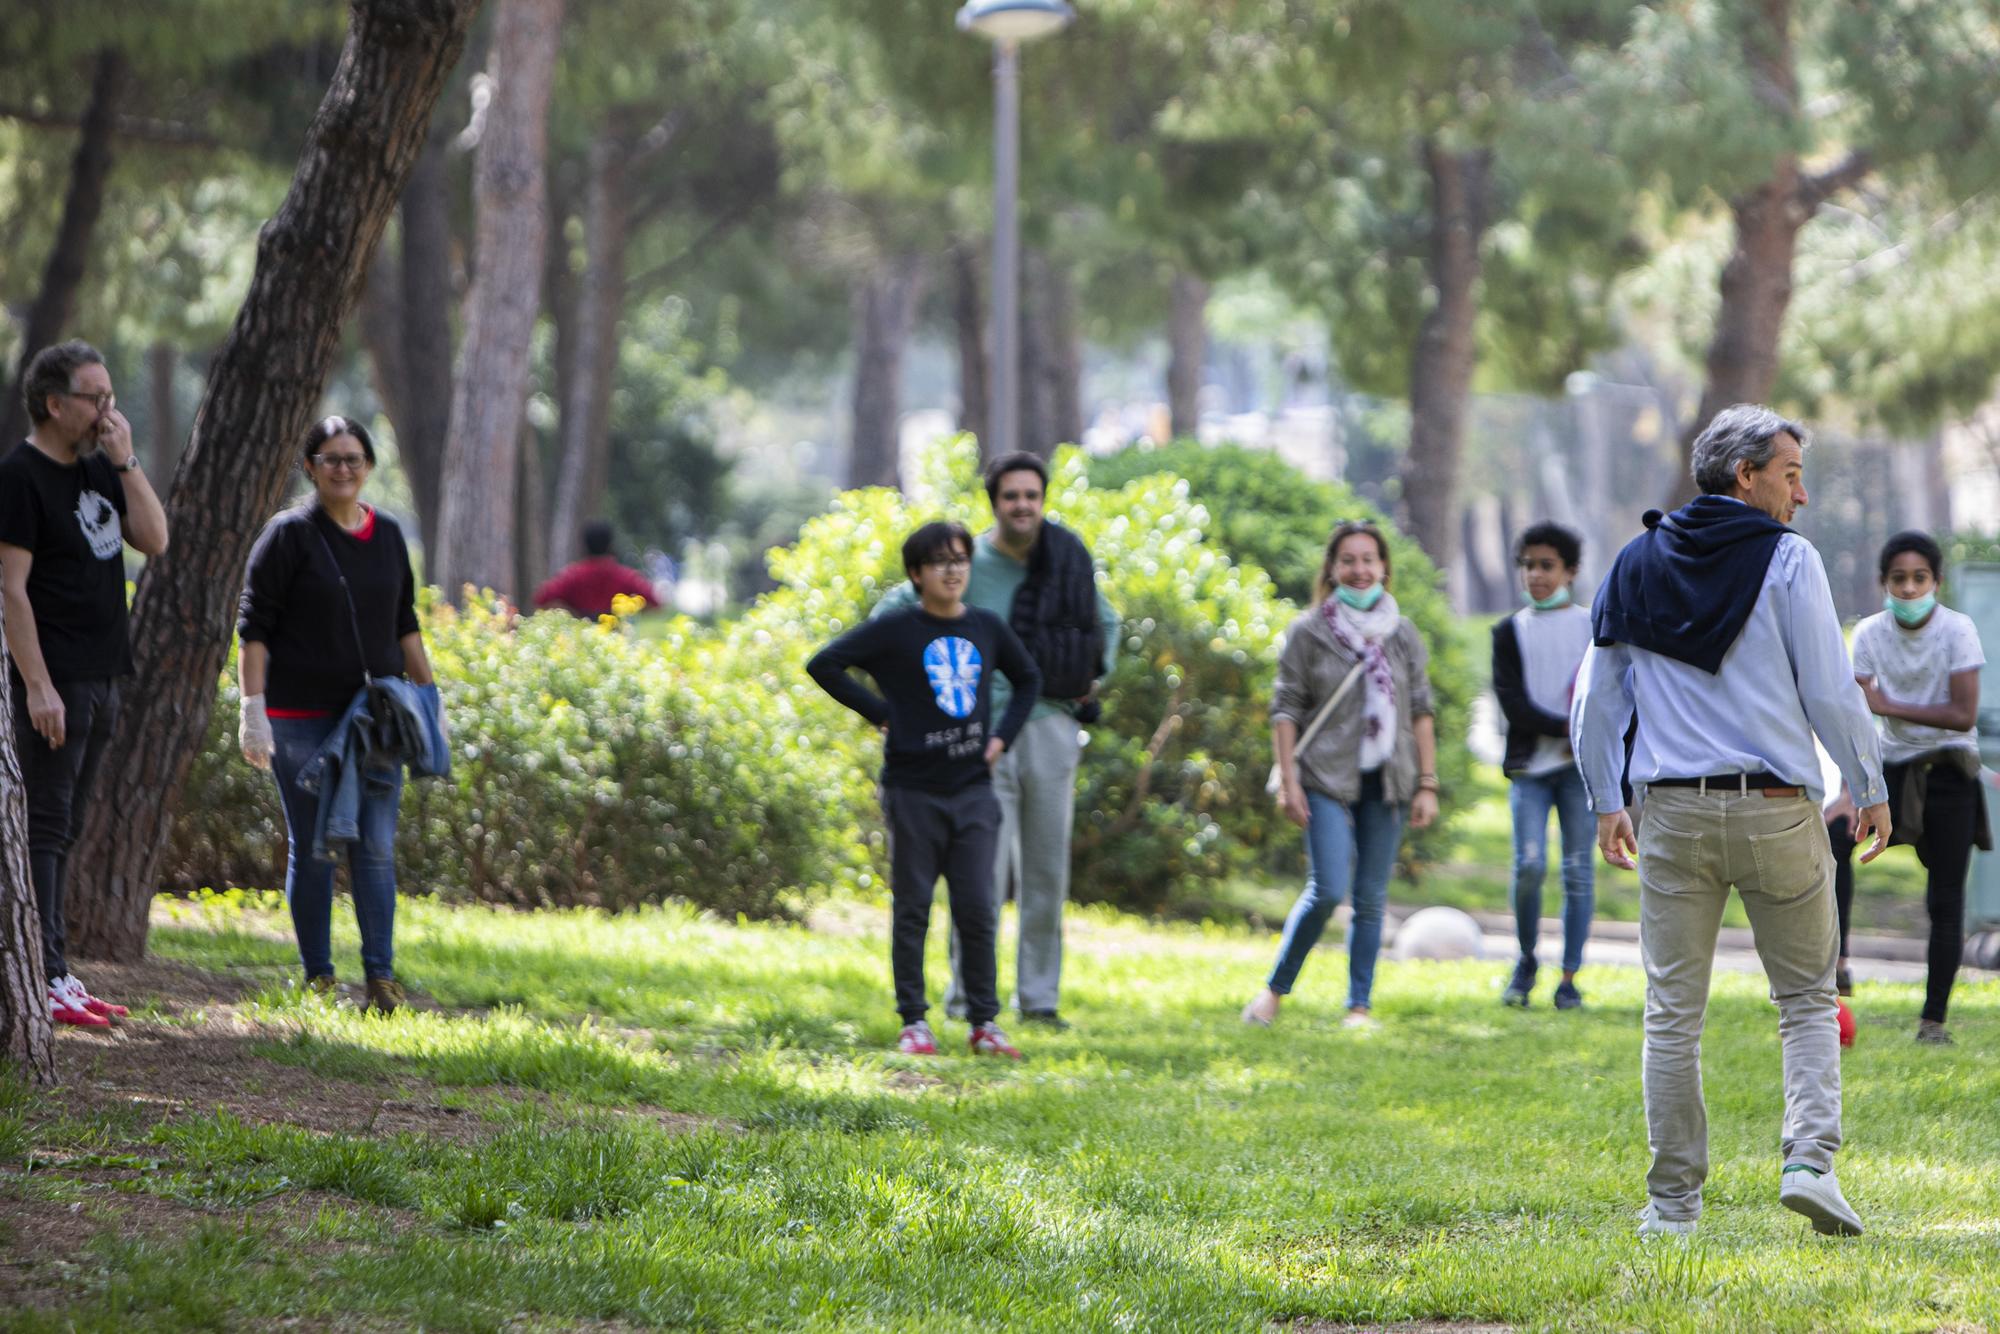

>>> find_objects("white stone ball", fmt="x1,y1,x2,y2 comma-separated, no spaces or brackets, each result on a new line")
1392,906,1485,962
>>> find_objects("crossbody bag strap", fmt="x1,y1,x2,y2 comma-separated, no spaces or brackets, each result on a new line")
306,515,376,687
1295,658,1367,753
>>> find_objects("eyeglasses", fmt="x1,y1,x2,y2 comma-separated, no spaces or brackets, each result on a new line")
924,558,972,573
63,390,114,413
311,453,371,473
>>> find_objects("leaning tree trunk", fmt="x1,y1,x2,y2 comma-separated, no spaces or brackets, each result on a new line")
1167,271,1209,442
846,253,927,490
0,48,128,448
63,0,483,964
549,124,631,574
0,618,55,1083
433,0,563,602
1398,141,1491,584
951,241,991,460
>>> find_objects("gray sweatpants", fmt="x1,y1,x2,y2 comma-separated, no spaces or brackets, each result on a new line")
1637,786,1842,1222
945,711,1081,1017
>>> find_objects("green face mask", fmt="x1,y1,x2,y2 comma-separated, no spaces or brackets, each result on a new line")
1886,592,1937,627
1335,583,1385,612
1527,587,1573,611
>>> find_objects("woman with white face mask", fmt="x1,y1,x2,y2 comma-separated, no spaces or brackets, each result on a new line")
1242,520,1440,1031
1849,529,1987,1045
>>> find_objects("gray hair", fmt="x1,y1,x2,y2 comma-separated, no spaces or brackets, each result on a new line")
1690,404,1810,495
22,339,104,425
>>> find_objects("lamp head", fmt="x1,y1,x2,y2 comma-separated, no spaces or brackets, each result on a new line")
956,0,1075,44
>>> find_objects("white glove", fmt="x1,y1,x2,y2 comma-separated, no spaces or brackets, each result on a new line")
239,693,273,770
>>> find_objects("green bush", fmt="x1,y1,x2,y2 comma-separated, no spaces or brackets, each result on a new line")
1090,440,1475,862
163,594,871,919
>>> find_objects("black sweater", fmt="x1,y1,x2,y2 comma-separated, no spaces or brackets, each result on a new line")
807,605,1040,792
237,504,421,712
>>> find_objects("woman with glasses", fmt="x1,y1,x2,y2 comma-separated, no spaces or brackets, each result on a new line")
235,415,434,1013
1243,520,1440,1031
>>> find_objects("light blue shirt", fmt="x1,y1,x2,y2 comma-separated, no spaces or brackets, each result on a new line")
1571,531,1886,811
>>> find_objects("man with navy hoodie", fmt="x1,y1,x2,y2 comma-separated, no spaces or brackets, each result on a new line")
1572,404,1889,1240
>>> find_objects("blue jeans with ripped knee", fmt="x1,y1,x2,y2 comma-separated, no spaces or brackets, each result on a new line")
270,715,403,981
1508,765,1595,973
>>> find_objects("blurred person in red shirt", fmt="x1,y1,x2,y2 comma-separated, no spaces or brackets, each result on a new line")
533,520,659,618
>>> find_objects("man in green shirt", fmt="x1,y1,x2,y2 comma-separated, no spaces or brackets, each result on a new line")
873,452,1119,1026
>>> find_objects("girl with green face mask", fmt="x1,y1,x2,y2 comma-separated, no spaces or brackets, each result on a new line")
1841,530,1987,1046
1243,520,1442,1033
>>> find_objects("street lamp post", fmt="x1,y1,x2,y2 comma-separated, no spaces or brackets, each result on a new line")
956,0,1073,461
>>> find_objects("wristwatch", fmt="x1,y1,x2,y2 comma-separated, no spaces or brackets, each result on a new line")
116,455,142,472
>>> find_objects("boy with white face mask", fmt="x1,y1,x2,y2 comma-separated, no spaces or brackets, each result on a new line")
1849,529,1987,1045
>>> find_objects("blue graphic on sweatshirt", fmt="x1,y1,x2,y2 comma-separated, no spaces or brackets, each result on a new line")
923,636,983,719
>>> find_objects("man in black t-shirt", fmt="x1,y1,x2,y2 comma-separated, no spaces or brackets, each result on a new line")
0,340,170,1027
808,521,1041,1060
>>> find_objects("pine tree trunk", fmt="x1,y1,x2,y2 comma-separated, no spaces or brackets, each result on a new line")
1167,271,1208,442
516,419,549,600
951,241,991,461
1398,141,1491,584
549,125,631,574
433,0,563,601
846,253,927,490
0,48,128,448
1019,250,1081,460
397,128,457,556
1673,168,1806,504
0,614,55,1083
146,342,176,474
62,0,483,964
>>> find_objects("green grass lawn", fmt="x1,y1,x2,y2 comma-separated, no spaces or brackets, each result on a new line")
5,892,1995,1330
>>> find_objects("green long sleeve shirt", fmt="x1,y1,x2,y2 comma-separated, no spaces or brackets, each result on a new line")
871,530,1121,724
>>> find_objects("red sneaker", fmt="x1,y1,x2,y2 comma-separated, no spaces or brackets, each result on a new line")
49,982,110,1029
1837,998,1857,1048
968,1023,1021,1059
897,1021,938,1055
61,974,127,1020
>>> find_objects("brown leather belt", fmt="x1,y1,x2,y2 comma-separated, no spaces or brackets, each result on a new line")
1648,772,1804,798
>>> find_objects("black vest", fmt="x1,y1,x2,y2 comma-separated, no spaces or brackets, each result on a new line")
1009,520,1104,701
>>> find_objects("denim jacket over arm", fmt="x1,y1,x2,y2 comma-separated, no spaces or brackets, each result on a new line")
1270,608,1435,805
293,677,450,862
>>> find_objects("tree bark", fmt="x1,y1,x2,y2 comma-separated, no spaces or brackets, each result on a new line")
1167,271,1209,441
0,48,128,448
1398,140,1492,583
951,241,991,461
146,342,176,475
433,0,563,601
0,616,55,1083
63,0,483,964
846,253,927,490
396,128,456,554
549,125,631,573
1020,249,1083,460
516,419,549,600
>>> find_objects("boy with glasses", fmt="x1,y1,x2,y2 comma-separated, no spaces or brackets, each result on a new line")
808,521,1041,1058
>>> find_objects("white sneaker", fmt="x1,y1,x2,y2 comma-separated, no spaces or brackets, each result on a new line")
1341,1009,1380,1032
1779,1167,1864,1236
1241,991,1279,1027
1637,1203,1696,1238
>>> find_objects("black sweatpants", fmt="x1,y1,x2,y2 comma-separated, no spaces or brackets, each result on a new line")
1883,760,1982,1025
883,783,1001,1027
9,676,119,983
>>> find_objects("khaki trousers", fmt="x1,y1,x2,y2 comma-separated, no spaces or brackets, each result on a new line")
1638,786,1842,1221
945,712,1081,1017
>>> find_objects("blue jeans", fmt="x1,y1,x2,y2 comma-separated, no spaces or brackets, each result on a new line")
270,715,403,981
1508,766,1595,973
1267,772,1405,1009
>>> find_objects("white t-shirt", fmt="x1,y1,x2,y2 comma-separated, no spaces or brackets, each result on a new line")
1850,606,1985,764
